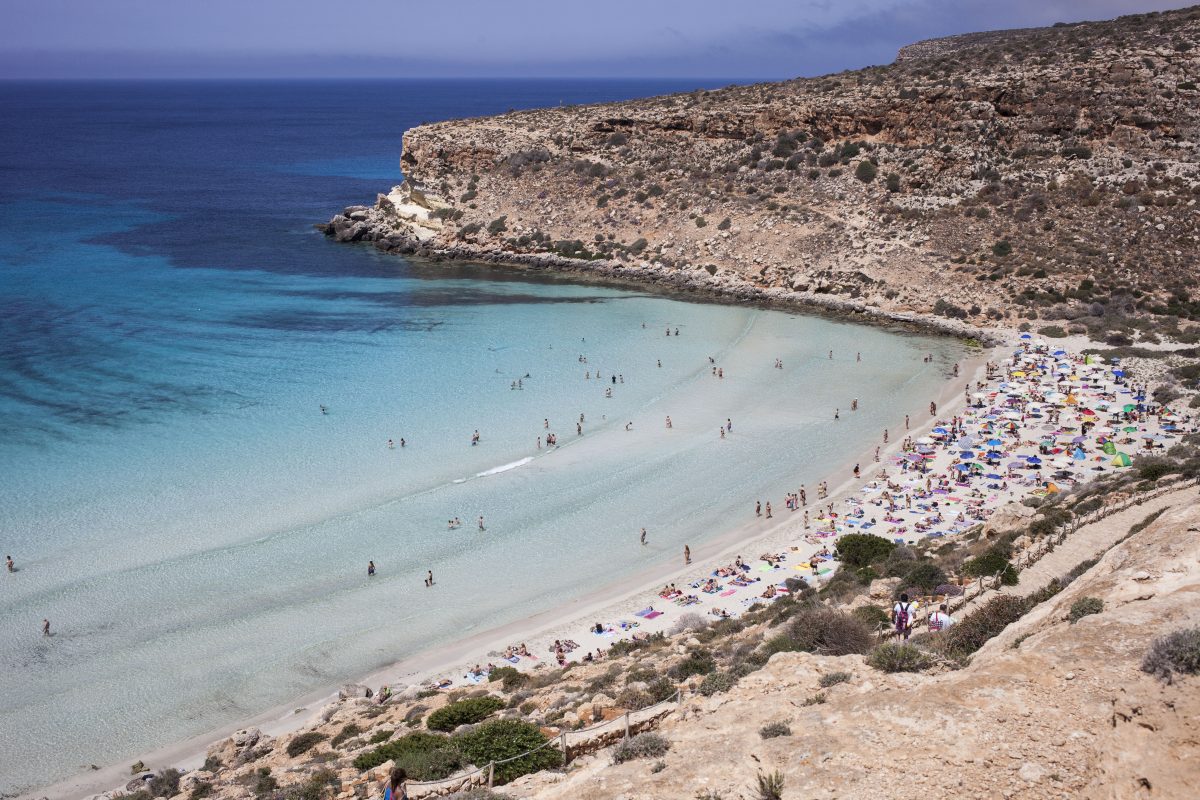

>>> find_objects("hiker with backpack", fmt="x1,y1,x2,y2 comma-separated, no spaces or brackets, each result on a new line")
892,593,916,640
928,603,955,632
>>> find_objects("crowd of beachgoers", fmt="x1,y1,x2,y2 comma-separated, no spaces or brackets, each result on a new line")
411,335,1191,692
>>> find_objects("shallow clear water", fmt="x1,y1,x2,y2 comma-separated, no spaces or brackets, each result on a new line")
0,80,965,792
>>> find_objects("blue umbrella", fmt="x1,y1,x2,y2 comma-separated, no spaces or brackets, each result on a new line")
987,439,1003,447
960,450,974,458
954,464,970,472
1020,333,1032,339
1026,455,1042,464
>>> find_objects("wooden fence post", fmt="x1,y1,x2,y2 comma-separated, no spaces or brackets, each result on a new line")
487,762,494,788
624,711,631,739
560,732,568,764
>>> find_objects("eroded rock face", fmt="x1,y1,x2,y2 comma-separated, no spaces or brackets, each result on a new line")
324,7,1200,339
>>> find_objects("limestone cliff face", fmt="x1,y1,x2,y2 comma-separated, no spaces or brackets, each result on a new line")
326,5,1200,340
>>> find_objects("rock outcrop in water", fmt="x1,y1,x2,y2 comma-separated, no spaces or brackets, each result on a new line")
323,5,1200,344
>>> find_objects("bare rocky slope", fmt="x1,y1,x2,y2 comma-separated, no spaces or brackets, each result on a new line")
323,5,1200,344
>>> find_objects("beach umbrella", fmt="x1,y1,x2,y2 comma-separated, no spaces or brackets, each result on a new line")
1111,452,1133,467
1122,404,1137,413
960,450,975,459
1026,455,1042,465
1007,461,1026,470
954,463,970,472
916,436,934,444
986,438,1003,447
985,473,1003,480
1122,426,1138,433
1020,333,1032,339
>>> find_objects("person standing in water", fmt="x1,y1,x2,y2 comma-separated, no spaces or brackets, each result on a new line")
478,516,486,532
42,619,50,636
640,528,647,545
425,571,434,587
5,555,13,573
683,545,691,565
368,561,376,576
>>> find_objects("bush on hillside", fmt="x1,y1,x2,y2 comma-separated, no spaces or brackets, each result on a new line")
488,666,528,691
762,608,871,657
698,671,737,696
352,732,462,778
851,604,890,629
611,732,670,764
1141,627,1200,684
427,696,504,732
286,732,327,758
866,643,932,673
330,723,361,748
900,562,948,593
883,545,917,576
455,720,562,784
854,160,877,182
667,649,716,681
759,721,791,739
941,594,1027,657
1068,596,1104,623
818,671,852,688
834,534,895,568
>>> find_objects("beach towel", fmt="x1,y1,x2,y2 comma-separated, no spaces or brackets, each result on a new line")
643,610,664,619
506,655,520,664
719,589,736,597
634,608,654,618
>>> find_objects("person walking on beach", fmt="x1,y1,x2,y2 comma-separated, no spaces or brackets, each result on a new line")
905,414,910,430
367,561,376,577
382,767,408,800
42,619,50,636
640,528,647,545
755,500,762,517
930,401,937,416
883,428,889,444
684,545,691,565
765,502,773,519
803,510,809,529
800,486,807,506
853,464,860,479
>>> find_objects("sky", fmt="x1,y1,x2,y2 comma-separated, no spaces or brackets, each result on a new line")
0,0,1193,80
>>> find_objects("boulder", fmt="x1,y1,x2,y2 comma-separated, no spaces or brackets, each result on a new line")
868,577,902,599
339,684,373,700
179,771,214,793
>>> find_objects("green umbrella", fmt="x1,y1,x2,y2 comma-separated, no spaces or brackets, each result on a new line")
1122,404,1137,412
1122,426,1138,432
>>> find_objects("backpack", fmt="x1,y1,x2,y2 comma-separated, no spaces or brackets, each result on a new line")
929,612,945,632
895,603,911,630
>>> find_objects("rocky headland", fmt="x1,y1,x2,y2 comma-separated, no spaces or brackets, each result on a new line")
321,6,1200,347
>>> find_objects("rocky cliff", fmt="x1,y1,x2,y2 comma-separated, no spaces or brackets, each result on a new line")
323,5,1200,343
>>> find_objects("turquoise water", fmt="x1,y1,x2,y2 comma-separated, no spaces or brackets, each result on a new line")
0,81,965,793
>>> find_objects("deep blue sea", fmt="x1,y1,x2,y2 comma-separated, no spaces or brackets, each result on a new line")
0,80,964,793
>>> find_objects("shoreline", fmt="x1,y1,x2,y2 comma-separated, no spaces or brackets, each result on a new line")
31,316,989,800
342,225,1005,347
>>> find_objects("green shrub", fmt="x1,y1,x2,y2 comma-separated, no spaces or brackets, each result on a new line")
962,549,1013,580
427,696,504,732
755,770,785,800
759,721,791,739
488,666,528,691
942,594,1027,657
854,160,877,182
834,534,895,568
851,604,890,628
615,687,654,709
190,782,213,800
148,769,181,797
762,607,870,657
1141,627,1200,683
667,650,715,681
698,671,737,696
1068,597,1104,623
883,545,917,576
455,720,561,784
818,671,852,688
352,732,460,776
251,768,277,797
802,692,827,705
866,643,931,672
992,240,1013,257
717,217,731,230
368,728,393,745
286,732,327,758
611,732,670,764
900,562,947,593
330,723,361,749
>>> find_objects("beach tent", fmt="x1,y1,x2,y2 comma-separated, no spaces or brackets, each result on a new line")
1111,452,1133,467
1102,441,1117,456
